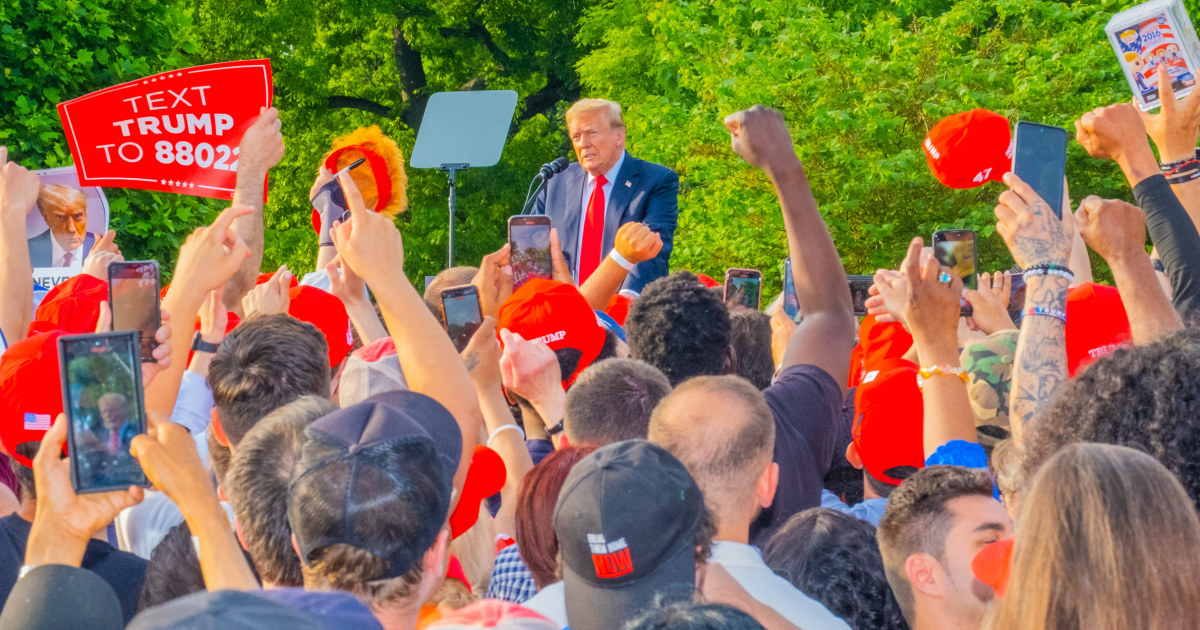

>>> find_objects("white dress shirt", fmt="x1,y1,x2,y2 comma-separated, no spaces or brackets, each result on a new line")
50,235,84,268
709,541,851,629
574,152,626,281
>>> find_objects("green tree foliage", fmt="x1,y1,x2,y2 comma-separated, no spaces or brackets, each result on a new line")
1,0,1187,292
0,0,221,274
188,0,587,281
577,0,1163,292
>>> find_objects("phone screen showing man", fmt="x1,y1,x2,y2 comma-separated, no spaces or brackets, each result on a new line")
109,261,160,362
443,290,482,352
509,223,552,289
847,275,874,317
59,331,149,493
725,272,762,310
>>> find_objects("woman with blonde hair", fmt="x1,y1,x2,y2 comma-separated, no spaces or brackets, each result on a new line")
986,442,1200,630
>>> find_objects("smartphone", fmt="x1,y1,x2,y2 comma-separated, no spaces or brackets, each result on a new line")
933,229,978,316
441,285,483,353
724,268,762,310
58,331,149,493
847,275,874,317
108,261,161,362
1008,272,1026,323
1012,122,1068,219
508,215,553,290
782,258,799,318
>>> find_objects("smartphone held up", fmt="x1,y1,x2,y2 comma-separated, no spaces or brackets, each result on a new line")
58,330,150,494
724,268,762,311
933,229,978,316
508,215,553,290
108,260,161,362
441,285,483,353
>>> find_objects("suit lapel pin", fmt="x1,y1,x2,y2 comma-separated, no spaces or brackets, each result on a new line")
625,180,632,188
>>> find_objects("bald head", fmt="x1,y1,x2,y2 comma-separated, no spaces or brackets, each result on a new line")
649,375,775,512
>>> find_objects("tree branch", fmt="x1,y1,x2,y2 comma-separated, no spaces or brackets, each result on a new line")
326,95,396,118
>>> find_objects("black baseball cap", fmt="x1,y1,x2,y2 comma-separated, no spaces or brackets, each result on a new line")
0,565,123,630
287,392,460,581
128,590,323,630
553,440,704,630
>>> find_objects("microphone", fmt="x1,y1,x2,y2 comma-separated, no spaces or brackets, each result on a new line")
537,157,569,180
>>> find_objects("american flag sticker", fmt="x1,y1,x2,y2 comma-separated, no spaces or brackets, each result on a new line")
23,413,51,431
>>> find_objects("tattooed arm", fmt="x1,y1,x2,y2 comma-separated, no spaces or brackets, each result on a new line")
461,317,533,537
994,173,1074,444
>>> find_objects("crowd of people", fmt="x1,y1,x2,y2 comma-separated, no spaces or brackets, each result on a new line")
0,71,1197,630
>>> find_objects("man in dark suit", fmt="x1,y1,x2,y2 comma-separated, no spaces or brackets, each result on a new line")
27,184,97,267
533,99,679,294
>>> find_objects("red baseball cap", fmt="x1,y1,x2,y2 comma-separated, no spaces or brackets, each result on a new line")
923,109,1012,189
1065,283,1131,377
448,445,507,539
287,285,353,369
0,331,66,467
852,358,925,485
696,274,721,289
498,279,606,388
856,315,914,384
28,275,107,336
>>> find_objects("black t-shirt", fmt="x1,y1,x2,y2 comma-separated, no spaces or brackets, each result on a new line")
0,513,147,623
750,364,842,546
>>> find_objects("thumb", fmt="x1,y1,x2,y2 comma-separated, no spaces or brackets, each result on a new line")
95,300,112,333
1158,64,1176,116
36,414,69,465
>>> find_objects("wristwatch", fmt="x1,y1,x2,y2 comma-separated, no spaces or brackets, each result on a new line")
191,332,221,354
546,419,565,436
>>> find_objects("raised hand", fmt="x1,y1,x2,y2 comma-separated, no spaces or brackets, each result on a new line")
964,272,1017,334
901,237,962,347
170,206,254,297
499,329,563,402
326,256,368,307
867,269,910,327
995,173,1073,269
472,244,514,320
723,105,802,173
236,107,285,176
549,228,575,285
130,416,219,523
614,221,663,265
0,148,41,219
81,231,124,281
199,287,229,345
1074,196,1148,265
329,171,404,284
1075,103,1148,163
242,264,291,318
1138,64,1200,163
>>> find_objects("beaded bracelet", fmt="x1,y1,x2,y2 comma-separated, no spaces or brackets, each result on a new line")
1023,263,1074,282
917,365,969,386
1024,306,1067,323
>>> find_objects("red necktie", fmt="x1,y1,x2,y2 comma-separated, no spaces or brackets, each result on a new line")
579,174,608,284
63,251,73,267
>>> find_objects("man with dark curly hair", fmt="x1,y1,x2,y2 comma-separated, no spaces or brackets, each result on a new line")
626,106,856,544
1019,324,1200,508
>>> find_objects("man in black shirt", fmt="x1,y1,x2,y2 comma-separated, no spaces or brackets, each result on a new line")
625,106,855,544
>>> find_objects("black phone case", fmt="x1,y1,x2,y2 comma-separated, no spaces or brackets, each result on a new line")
58,331,151,494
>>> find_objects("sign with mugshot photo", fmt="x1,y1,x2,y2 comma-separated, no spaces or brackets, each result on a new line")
26,166,110,288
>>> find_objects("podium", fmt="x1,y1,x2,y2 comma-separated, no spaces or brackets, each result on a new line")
410,90,518,267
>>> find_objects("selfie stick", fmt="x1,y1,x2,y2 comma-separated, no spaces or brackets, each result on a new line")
409,90,518,267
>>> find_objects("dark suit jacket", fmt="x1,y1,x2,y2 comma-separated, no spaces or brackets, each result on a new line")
533,152,679,293
27,230,96,267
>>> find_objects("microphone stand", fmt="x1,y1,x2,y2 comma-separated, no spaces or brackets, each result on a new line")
520,175,548,216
